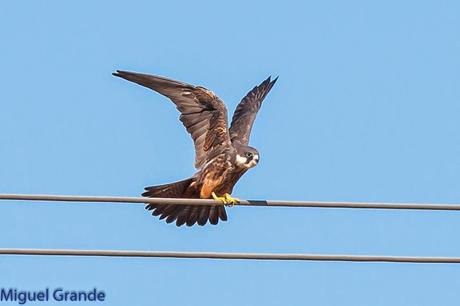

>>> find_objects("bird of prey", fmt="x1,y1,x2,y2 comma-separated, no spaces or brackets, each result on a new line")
113,70,277,226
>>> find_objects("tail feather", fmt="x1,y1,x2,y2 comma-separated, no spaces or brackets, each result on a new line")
165,207,183,224
186,208,200,226
209,206,219,225
176,211,188,227
197,206,210,226
143,178,227,227
218,206,228,221
142,178,191,198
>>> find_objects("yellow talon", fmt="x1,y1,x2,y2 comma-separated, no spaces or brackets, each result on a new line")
224,193,240,207
211,192,239,207
212,192,227,204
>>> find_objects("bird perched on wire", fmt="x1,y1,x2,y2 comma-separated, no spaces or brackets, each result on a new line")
113,70,277,226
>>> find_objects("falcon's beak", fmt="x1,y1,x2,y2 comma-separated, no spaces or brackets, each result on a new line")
248,155,259,168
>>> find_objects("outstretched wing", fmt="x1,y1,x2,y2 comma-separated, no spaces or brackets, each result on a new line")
229,76,278,144
113,70,231,169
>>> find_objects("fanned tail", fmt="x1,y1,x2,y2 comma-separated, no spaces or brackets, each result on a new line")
142,178,227,227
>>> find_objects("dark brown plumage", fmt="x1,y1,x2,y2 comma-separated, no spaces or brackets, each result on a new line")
230,76,278,144
113,70,277,226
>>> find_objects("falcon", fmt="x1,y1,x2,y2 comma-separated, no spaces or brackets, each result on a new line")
113,70,277,226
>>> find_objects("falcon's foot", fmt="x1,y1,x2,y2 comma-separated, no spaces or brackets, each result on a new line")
211,192,240,207
224,193,240,207
212,192,227,204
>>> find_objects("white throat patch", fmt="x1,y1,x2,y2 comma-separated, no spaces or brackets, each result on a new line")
236,154,258,168
236,154,248,166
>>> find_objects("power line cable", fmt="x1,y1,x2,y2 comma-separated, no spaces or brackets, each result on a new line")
1,193,460,211
1,248,459,263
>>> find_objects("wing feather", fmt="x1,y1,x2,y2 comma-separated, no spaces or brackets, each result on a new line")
113,70,231,168
229,76,278,144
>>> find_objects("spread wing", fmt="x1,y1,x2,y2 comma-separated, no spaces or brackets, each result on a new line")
113,70,231,169
229,76,278,144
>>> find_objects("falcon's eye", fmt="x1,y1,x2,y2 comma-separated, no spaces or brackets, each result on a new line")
245,152,253,158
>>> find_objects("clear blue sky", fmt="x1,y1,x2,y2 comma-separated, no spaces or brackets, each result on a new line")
1,0,460,305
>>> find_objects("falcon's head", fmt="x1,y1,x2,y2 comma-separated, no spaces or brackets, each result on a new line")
235,145,260,169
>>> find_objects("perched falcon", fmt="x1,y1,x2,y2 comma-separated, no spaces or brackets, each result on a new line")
113,70,277,226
